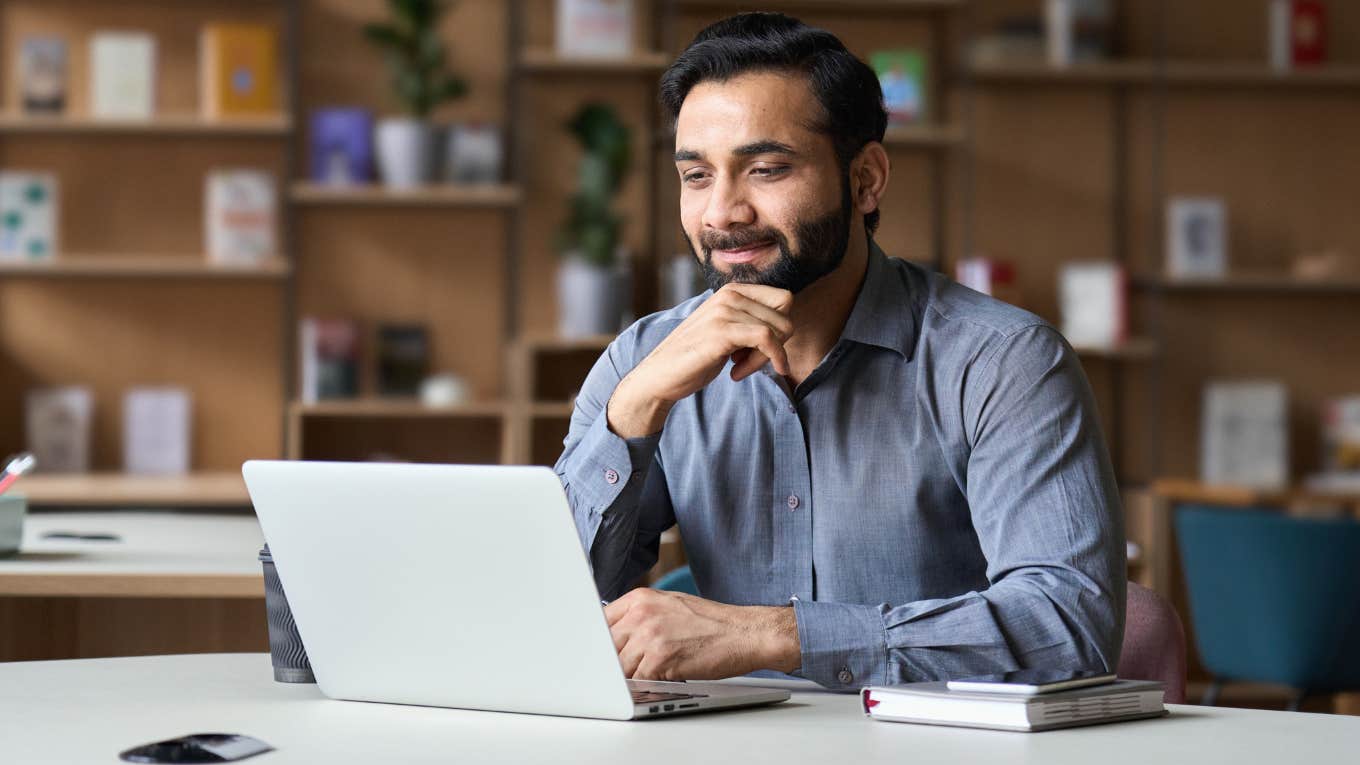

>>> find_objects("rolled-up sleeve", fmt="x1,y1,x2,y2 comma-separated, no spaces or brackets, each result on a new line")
554,329,675,600
793,325,1125,690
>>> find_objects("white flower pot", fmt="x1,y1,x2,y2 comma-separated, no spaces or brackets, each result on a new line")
375,117,436,189
557,253,628,339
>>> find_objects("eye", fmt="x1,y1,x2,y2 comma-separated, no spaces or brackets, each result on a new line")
682,170,711,185
751,165,790,178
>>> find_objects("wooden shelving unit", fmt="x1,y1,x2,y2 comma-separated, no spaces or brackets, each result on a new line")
518,48,671,73
1071,337,1159,361
883,123,966,149
969,60,1360,89
1136,273,1360,294
290,182,522,208
0,113,292,136
0,255,291,279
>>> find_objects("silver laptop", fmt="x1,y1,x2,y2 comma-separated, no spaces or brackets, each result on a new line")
242,460,790,720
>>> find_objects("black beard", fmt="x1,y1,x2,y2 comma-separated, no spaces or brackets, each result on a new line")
688,181,853,295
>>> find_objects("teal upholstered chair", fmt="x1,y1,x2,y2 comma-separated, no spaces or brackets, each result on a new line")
652,564,699,596
1175,504,1360,710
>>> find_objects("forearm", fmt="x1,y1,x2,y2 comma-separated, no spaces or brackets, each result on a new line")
793,568,1122,690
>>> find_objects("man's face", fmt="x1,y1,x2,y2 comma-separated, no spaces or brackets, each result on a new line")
674,71,852,294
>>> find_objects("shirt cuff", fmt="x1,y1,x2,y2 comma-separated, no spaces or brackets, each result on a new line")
561,409,661,514
793,599,890,690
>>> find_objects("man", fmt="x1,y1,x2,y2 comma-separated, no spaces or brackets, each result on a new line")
555,13,1124,690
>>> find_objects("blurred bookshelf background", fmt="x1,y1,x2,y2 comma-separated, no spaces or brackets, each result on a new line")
0,0,1358,714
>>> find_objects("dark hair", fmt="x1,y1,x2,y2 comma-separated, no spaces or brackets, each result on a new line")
659,12,888,234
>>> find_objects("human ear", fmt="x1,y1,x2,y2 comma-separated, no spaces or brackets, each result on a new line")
850,142,890,216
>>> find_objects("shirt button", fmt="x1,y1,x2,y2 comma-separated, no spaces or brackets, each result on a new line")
838,668,854,685
789,594,800,602
786,403,796,414
786,494,800,510
603,468,620,485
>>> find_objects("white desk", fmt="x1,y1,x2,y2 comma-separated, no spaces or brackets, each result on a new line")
2,653,1356,764
0,511,264,597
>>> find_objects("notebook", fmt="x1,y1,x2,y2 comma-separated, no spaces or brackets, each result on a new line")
861,678,1166,732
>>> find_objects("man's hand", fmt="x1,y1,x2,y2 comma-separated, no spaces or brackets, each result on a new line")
605,588,801,681
607,284,794,439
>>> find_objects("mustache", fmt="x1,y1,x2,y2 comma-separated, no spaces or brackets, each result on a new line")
700,227,783,253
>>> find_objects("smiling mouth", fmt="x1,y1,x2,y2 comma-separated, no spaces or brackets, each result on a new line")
713,240,775,263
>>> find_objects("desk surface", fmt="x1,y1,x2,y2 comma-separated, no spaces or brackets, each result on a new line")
0,512,264,597
17,472,252,508
2,653,1355,764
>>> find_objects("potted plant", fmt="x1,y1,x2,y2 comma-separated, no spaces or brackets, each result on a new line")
363,0,468,188
557,102,631,338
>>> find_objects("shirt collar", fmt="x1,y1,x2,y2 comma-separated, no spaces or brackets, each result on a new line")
838,239,918,360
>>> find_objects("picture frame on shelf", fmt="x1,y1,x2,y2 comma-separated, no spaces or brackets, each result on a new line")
1166,197,1228,280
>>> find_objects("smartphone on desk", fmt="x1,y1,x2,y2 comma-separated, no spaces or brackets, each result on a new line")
945,669,1116,695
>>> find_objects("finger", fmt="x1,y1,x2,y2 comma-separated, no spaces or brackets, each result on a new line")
604,588,640,627
721,283,794,313
730,349,771,381
617,636,644,678
722,293,794,339
609,620,631,654
726,323,789,378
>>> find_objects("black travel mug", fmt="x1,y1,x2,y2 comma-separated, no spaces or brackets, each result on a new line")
258,544,315,683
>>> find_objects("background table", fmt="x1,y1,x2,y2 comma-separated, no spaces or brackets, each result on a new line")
1,653,1356,764
0,512,266,661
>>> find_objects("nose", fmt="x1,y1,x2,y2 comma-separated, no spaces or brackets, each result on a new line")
700,174,755,232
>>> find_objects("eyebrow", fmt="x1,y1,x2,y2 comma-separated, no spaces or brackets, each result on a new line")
673,140,799,163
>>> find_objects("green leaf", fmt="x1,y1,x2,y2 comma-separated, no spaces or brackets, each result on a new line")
362,23,408,51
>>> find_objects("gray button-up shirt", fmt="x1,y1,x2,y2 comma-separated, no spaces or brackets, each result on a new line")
556,244,1125,690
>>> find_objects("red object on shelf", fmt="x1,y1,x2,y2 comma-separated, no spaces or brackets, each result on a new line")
1292,0,1327,66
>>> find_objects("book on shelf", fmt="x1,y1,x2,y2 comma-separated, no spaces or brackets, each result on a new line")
1201,381,1289,491
862,678,1166,732
200,23,280,118
20,36,68,115
26,387,93,473
555,0,635,58
90,31,156,119
377,324,430,397
123,387,191,476
871,49,928,126
1045,0,1114,66
1270,0,1327,71
445,123,504,184
299,318,360,404
205,169,277,265
1322,395,1360,475
309,108,375,185
955,256,1021,307
1060,261,1127,350
0,172,59,262
1166,197,1228,280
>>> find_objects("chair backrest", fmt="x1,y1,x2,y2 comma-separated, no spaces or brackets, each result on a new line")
652,564,699,596
1175,505,1360,692
1118,581,1187,703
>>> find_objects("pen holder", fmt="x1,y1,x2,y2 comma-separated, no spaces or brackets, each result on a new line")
0,493,25,558
258,545,315,683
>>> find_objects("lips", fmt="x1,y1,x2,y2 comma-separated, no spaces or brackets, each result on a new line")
713,240,775,264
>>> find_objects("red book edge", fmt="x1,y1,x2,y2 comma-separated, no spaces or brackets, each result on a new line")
861,688,879,714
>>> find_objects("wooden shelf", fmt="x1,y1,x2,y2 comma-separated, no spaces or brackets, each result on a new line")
0,255,291,280
527,402,576,418
674,0,962,11
1071,337,1159,360
289,182,522,208
969,59,1360,88
519,48,670,74
514,334,615,353
17,472,251,508
883,123,966,149
1135,273,1360,294
1152,477,1360,515
968,59,1160,85
291,399,510,419
1162,62,1360,88
0,112,291,136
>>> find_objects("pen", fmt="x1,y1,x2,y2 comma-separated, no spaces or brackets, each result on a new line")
0,453,36,497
